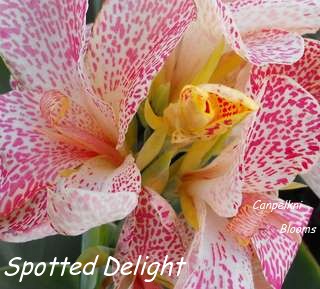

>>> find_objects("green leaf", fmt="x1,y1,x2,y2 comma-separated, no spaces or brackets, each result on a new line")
0,264,80,289
0,57,10,94
80,224,120,289
283,244,320,289
0,236,81,267
87,0,103,23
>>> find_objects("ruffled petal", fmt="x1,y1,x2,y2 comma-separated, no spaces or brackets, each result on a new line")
182,142,243,217
243,75,320,192
302,162,320,198
115,188,187,286
250,38,320,101
39,90,122,163
0,0,88,94
175,202,254,289
213,0,320,65
244,194,313,289
48,156,141,235
85,0,196,147
250,197,313,289
0,187,54,241
0,91,94,230
1,219,56,242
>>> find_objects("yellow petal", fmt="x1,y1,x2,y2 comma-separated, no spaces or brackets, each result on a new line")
125,116,138,153
59,167,80,178
77,246,110,268
201,83,259,111
192,39,225,85
155,275,174,289
281,182,308,190
144,99,165,130
180,190,199,230
136,126,168,171
150,82,171,115
201,130,231,166
210,51,246,86
142,149,176,193
179,137,219,175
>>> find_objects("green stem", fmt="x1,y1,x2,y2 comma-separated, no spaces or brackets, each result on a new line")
80,228,103,289
80,224,119,289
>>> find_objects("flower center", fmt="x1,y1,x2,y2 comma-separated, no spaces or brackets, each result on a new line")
163,84,258,145
38,90,123,166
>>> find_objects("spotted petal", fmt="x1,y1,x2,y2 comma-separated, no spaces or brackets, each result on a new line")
0,187,54,242
38,90,122,164
85,0,196,147
0,0,88,96
0,90,94,239
1,219,56,242
251,202,313,289
250,38,320,100
48,156,141,235
213,0,320,65
242,75,320,192
175,201,254,289
114,188,187,287
248,38,320,196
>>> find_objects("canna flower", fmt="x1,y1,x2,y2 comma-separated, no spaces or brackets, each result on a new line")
131,3,319,288
137,0,320,175
175,39,320,289
114,188,193,289
0,0,196,241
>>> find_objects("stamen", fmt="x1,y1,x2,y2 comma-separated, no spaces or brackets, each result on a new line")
40,90,70,125
39,90,123,166
227,204,271,246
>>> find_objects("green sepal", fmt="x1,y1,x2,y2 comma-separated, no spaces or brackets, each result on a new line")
150,82,171,116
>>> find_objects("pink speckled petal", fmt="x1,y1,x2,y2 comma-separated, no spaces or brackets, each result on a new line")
114,188,187,286
183,142,243,217
1,219,56,242
242,75,320,192
0,90,94,236
250,38,320,101
213,0,320,65
177,214,195,250
48,156,141,235
252,202,313,289
0,0,88,95
85,0,196,147
302,162,320,198
175,201,254,289
0,187,53,241
39,90,122,164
